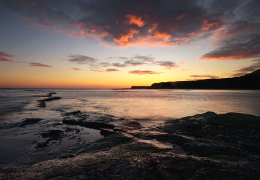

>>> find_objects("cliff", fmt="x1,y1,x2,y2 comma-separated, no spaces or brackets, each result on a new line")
131,69,260,89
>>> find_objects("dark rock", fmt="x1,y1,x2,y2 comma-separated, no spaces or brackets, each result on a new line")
100,128,116,136
64,110,81,116
20,118,43,127
79,121,115,130
41,130,63,141
62,119,79,125
37,100,46,107
35,141,48,148
60,153,75,159
40,97,61,101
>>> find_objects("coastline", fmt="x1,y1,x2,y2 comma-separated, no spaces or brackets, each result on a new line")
0,90,260,179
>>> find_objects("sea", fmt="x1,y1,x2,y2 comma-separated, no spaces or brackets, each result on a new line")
0,88,260,167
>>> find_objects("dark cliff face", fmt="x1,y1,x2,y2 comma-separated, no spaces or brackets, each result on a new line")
150,69,260,89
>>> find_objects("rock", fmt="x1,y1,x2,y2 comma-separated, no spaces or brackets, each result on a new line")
41,130,63,141
62,119,79,125
20,118,43,127
59,153,75,159
79,121,115,130
35,141,48,148
64,110,81,116
100,128,116,136
37,100,46,107
40,97,61,101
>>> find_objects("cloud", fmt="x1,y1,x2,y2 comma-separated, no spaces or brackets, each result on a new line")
29,63,55,68
105,69,119,72
155,61,179,69
0,0,228,48
190,75,219,79
0,51,21,63
99,54,154,68
65,55,98,64
180,61,187,65
230,59,260,77
91,68,119,72
129,70,162,75
69,68,83,71
200,33,260,61
199,0,260,61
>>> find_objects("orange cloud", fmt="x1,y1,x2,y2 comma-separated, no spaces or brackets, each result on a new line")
113,29,140,45
202,19,220,31
125,14,145,27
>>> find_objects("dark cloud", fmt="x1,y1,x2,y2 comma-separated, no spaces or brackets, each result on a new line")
29,63,55,68
69,68,83,71
155,61,179,69
230,59,260,77
3,0,259,60
199,0,260,60
0,51,13,58
200,33,260,60
129,70,162,75
0,0,226,48
66,55,98,64
190,75,219,79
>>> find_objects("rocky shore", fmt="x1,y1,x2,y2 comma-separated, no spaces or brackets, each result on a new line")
1,105,260,179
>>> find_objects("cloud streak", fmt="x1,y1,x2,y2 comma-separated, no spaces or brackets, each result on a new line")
230,59,260,77
0,51,21,63
91,68,119,72
129,70,162,75
155,61,179,69
29,63,55,68
190,75,219,79
65,55,98,64
69,68,83,71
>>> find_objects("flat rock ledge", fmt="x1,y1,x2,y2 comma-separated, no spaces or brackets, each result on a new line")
1,112,260,180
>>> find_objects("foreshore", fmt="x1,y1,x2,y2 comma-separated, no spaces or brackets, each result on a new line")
1,96,260,180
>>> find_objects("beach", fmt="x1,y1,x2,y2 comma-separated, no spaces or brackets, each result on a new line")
0,89,260,179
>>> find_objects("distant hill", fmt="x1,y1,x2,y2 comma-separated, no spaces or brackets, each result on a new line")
131,69,260,90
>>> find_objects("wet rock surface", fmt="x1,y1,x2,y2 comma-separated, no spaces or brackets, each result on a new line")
1,111,260,179
37,94,61,107
20,118,43,127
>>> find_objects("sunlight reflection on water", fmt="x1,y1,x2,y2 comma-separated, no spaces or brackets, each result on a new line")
54,89,260,123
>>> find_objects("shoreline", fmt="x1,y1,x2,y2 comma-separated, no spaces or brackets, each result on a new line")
0,90,260,179
1,109,260,179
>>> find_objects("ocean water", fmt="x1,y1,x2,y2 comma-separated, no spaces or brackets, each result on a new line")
0,88,260,167
1,88,260,125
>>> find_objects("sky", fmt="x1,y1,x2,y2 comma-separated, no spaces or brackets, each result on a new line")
0,0,260,89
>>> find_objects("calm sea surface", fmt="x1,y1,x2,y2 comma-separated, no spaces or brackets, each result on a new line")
0,88,260,167
0,89,260,126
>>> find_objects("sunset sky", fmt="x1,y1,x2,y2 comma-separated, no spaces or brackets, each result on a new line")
0,0,260,88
